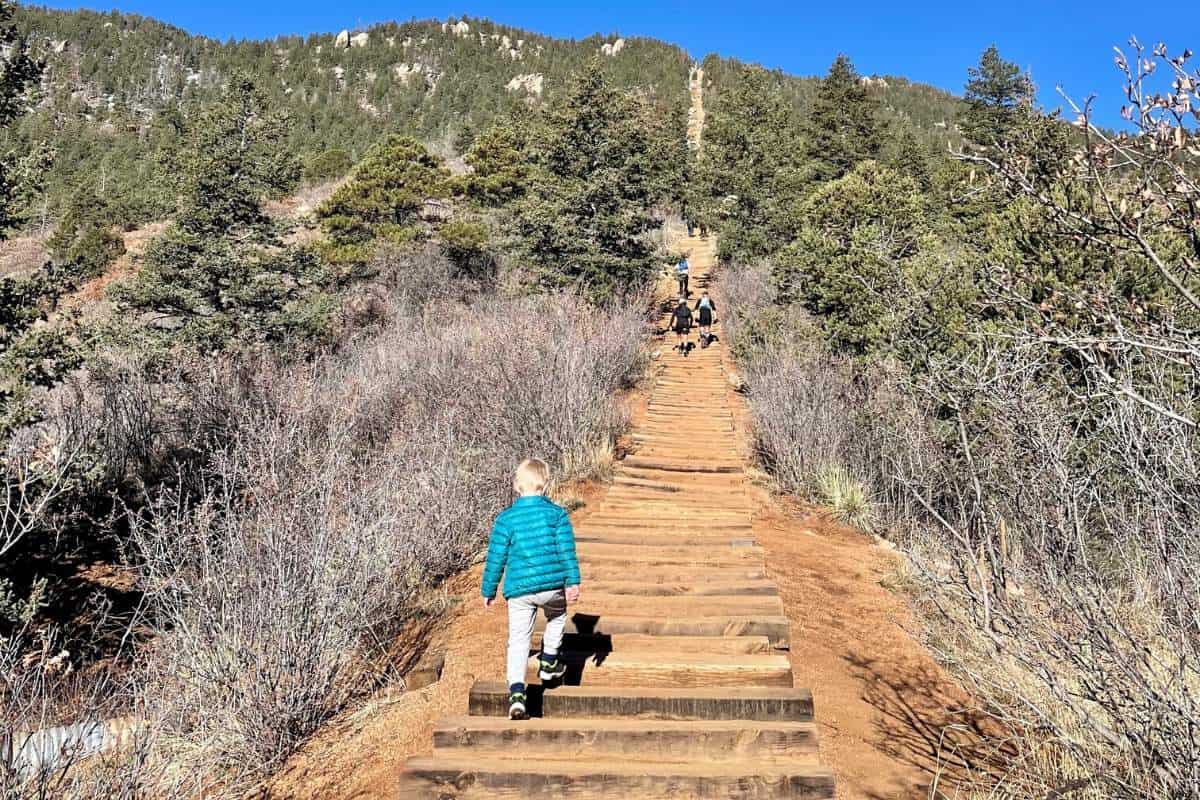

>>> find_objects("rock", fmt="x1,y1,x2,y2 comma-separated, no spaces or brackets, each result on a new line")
860,75,889,89
450,20,470,37
501,35,511,49
351,32,369,48
335,29,350,48
393,62,425,84
51,39,68,53
505,73,544,96
601,38,626,56
407,649,446,690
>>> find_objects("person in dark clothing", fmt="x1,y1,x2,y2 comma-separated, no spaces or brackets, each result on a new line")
671,296,693,355
694,291,717,345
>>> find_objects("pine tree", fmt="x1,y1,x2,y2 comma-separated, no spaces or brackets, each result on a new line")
113,74,330,348
960,45,1034,146
47,185,126,280
804,55,882,183
694,64,805,261
0,0,44,235
0,0,66,438
316,134,450,270
513,62,674,300
457,120,531,207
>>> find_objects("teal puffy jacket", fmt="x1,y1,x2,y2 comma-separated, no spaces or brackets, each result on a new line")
481,496,581,600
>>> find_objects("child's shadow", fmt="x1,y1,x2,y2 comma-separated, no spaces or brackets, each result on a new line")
532,625,612,688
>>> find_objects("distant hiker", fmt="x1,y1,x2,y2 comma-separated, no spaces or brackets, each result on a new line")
671,296,693,355
694,290,717,346
686,218,695,237
482,458,581,720
675,256,690,296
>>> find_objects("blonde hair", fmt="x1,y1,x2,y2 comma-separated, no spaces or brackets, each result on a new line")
513,458,551,496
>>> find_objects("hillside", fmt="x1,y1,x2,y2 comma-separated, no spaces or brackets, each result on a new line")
10,5,963,227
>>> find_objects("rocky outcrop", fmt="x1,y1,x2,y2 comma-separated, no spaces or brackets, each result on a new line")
450,20,470,37
335,29,350,48
351,32,369,48
600,38,625,56
860,76,889,89
505,73,544,96
393,62,425,85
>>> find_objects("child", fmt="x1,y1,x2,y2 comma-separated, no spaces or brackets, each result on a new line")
482,458,582,720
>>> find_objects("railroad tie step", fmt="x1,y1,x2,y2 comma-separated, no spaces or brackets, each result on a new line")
467,681,814,721
533,612,792,649
398,756,836,799
524,650,794,688
431,716,820,761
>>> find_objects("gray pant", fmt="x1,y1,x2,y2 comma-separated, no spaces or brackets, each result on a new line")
507,588,567,688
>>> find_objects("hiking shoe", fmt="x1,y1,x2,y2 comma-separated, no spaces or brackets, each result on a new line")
538,656,567,682
508,691,527,720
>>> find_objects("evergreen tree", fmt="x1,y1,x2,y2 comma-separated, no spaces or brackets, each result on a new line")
694,64,805,261
960,45,1034,146
456,120,531,207
774,161,966,356
316,134,450,270
0,0,43,235
0,0,69,438
513,63,672,300
47,185,126,280
113,74,330,348
804,55,882,183
173,73,300,240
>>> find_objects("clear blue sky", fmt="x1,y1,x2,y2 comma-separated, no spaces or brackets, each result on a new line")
34,0,1188,124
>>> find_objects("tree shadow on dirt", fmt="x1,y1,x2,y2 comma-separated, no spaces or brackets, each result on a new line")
844,650,1016,799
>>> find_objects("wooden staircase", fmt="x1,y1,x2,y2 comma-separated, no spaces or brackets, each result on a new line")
398,233,836,797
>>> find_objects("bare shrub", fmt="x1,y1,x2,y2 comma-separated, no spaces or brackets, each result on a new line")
123,288,648,793
721,253,1200,797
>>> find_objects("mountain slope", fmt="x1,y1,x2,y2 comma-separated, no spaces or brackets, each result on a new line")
10,5,964,227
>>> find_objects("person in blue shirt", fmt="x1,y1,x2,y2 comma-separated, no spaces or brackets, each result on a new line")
482,458,581,719
675,256,690,297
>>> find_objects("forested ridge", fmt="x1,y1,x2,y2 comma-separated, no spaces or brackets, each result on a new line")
6,4,963,227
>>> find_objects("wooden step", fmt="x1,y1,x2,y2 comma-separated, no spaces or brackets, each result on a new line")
535,613,791,648
576,520,753,533
576,542,763,564
575,531,755,547
531,632,772,655
621,456,741,473
616,466,745,485
431,716,819,761
468,681,815,720
527,650,793,688
586,579,778,596
575,593,785,618
400,755,835,798
580,564,766,582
